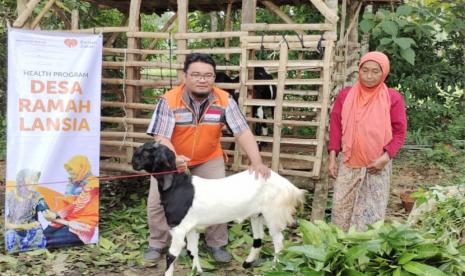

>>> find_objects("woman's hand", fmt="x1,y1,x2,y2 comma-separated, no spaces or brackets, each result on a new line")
42,210,58,221
249,162,271,180
328,151,338,179
175,155,190,172
367,152,390,174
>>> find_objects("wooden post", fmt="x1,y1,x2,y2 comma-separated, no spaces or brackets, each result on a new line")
177,0,189,80
271,42,288,171
310,40,334,221
260,1,306,36
124,0,142,163
237,0,257,170
71,9,79,30
14,0,41,28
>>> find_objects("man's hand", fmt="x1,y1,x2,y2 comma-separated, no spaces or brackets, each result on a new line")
249,162,271,180
175,155,190,172
367,152,390,174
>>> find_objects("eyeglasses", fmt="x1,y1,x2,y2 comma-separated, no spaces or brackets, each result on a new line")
189,72,216,81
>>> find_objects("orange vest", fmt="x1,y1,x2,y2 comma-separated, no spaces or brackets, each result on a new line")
163,85,230,166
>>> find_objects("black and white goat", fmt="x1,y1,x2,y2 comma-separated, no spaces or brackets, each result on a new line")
132,141,305,276
216,68,277,150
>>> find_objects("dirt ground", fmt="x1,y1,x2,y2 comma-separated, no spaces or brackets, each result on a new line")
0,150,457,275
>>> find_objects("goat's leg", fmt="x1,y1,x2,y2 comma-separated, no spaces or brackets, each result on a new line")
164,229,187,276
269,227,284,262
186,230,202,274
243,215,265,268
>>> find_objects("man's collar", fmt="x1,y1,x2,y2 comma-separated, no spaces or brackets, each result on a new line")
182,87,217,105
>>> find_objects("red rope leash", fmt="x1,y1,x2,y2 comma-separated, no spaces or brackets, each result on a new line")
0,169,181,189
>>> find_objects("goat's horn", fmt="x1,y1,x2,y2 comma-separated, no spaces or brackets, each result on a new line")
153,140,160,148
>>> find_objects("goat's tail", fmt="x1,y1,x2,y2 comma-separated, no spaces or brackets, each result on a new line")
262,174,306,231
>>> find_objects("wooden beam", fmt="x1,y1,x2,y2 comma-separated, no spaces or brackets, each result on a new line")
260,0,306,36
13,0,41,28
31,0,57,29
308,0,338,25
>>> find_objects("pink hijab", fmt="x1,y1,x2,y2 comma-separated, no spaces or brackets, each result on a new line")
341,51,393,167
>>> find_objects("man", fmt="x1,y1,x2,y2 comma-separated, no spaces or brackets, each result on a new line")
144,53,270,262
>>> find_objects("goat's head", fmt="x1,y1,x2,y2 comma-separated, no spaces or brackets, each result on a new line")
132,141,177,173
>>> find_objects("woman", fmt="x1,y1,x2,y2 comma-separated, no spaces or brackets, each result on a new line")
5,169,56,253
328,51,407,231
43,155,99,247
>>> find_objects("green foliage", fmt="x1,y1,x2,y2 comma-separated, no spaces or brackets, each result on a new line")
263,220,465,275
410,185,465,246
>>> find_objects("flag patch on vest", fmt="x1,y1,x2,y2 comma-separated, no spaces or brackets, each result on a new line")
203,109,222,122
175,112,193,123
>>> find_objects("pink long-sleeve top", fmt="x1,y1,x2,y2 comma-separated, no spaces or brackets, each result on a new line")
328,86,407,159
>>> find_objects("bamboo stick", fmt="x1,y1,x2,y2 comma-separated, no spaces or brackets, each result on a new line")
245,79,324,86
283,90,320,96
247,59,324,68
241,23,333,31
31,0,56,29
102,61,240,71
101,131,151,139
13,0,41,27
104,47,243,55
308,0,339,24
101,116,150,125
242,33,337,42
74,27,129,33
101,101,156,110
102,78,181,87
100,161,136,173
244,42,327,50
271,42,288,171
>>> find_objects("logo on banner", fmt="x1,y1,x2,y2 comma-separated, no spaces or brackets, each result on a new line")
64,38,78,48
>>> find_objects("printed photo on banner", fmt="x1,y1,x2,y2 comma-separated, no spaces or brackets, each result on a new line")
5,28,102,254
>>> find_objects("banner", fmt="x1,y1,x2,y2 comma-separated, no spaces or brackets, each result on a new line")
5,29,102,253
